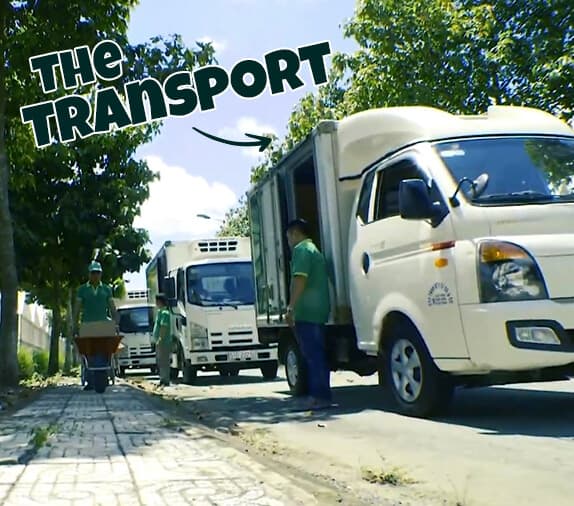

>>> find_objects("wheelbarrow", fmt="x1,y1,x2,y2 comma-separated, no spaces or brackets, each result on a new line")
79,341,126,387
74,321,124,393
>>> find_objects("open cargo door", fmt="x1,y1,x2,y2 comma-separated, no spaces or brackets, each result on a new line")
249,175,288,325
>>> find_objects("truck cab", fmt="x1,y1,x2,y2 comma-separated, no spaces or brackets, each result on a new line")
114,290,156,376
248,105,574,417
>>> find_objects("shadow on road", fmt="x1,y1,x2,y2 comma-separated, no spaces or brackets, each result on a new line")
174,380,574,439
126,370,282,387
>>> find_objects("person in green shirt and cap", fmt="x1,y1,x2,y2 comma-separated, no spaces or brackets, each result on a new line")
285,218,333,411
73,261,118,391
152,293,172,387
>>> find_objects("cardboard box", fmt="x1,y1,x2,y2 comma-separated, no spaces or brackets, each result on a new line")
79,320,117,338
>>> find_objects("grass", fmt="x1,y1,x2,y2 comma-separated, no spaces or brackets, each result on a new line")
17,348,80,383
160,417,180,429
361,465,415,486
29,423,58,450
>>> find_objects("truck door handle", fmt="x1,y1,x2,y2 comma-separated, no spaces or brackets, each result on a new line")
361,252,370,274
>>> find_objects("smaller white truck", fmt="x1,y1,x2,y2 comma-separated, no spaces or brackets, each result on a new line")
146,237,279,383
114,290,157,376
248,105,574,418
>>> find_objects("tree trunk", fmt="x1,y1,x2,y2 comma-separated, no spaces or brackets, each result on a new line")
0,4,19,387
48,305,62,375
63,288,73,373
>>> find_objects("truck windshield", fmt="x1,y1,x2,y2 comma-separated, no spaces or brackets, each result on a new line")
435,136,574,204
118,306,154,333
186,262,255,307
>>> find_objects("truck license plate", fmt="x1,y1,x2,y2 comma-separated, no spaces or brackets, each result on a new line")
229,351,252,361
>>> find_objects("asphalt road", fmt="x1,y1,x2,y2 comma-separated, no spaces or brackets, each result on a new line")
127,366,574,506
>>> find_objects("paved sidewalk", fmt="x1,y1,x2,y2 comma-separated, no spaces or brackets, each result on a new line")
0,384,318,505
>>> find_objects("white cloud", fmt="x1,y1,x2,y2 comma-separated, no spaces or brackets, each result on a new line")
197,36,227,54
124,155,237,290
217,117,277,160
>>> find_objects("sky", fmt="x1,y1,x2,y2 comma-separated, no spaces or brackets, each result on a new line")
123,0,358,290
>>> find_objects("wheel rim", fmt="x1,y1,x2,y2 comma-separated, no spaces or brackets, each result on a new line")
390,338,422,403
286,348,299,386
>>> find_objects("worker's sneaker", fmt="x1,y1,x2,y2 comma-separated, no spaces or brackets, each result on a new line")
83,385,93,391
309,399,337,410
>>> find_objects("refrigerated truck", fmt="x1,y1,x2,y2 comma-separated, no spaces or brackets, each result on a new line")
247,105,574,417
146,237,279,383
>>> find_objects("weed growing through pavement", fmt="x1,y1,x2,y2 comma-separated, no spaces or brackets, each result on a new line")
361,465,414,486
30,423,58,450
160,417,180,429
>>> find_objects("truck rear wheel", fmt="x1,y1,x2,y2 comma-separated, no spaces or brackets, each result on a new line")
285,340,308,396
261,362,278,380
383,321,453,418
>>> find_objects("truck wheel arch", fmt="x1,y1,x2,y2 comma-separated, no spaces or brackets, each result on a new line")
378,311,427,355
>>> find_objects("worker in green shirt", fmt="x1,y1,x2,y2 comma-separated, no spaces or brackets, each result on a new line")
285,219,333,410
73,261,118,391
152,293,172,387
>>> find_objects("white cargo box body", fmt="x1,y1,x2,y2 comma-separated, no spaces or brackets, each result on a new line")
248,105,574,327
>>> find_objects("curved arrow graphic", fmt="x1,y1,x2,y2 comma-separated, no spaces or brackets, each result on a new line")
192,126,272,152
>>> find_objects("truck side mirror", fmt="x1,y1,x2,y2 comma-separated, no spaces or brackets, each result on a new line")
399,179,434,220
164,277,177,306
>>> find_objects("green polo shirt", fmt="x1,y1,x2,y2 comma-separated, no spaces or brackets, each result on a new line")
152,307,171,346
77,282,113,323
290,238,330,324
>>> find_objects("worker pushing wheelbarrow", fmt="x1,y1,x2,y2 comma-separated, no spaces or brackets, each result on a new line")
73,261,123,394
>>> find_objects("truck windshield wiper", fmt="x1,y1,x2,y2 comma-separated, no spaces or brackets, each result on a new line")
202,301,239,309
475,191,556,202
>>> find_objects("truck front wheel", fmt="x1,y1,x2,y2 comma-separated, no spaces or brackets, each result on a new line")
285,340,308,396
383,321,453,418
261,361,278,380
182,361,197,384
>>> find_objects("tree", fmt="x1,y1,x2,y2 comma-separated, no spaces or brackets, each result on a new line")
0,0,215,384
338,0,574,119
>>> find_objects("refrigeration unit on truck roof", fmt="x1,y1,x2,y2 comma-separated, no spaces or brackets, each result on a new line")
113,290,149,309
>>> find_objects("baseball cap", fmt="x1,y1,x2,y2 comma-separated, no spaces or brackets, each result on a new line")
88,261,102,272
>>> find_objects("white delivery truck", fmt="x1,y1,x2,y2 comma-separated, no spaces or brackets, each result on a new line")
247,105,574,417
114,290,157,376
146,237,279,384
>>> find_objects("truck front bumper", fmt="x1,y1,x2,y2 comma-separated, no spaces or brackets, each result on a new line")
459,299,574,372
189,345,278,367
118,355,156,368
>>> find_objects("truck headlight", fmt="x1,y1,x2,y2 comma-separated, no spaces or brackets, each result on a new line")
478,241,548,303
189,322,208,338
191,338,209,350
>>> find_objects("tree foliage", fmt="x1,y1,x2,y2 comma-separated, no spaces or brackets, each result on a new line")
0,0,216,383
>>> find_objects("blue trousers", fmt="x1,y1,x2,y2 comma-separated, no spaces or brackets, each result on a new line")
294,322,331,402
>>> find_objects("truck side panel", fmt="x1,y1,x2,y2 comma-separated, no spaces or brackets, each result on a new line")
313,128,356,324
